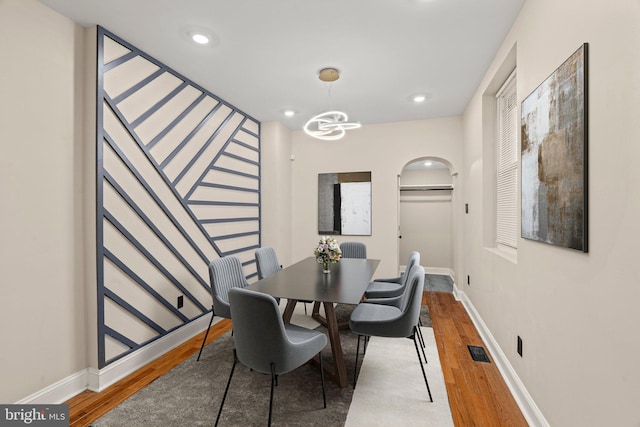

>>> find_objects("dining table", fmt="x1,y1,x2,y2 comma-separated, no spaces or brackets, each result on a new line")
247,256,380,388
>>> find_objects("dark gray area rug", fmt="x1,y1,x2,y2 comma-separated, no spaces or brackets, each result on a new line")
425,274,454,293
91,305,431,427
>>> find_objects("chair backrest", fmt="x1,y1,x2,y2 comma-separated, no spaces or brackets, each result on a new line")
340,242,367,259
400,251,421,286
209,256,249,319
228,287,298,374
395,263,426,336
356,263,424,339
255,246,281,280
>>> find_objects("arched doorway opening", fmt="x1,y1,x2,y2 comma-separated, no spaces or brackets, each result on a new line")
398,157,456,277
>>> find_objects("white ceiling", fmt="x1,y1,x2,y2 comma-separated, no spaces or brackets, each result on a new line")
38,0,524,131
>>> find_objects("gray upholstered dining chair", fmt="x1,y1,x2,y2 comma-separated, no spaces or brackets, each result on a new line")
196,256,249,361
364,251,427,356
365,251,420,299
349,263,433,402
255,246,282,280
215,287,328,426
339,241,367,259
254,246,291,309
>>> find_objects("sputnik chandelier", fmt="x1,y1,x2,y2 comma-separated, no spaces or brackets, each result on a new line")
303,68,361,141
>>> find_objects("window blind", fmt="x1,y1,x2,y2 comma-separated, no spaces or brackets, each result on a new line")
496,71,518,249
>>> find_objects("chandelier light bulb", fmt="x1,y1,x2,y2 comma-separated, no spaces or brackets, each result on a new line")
304,111,361,141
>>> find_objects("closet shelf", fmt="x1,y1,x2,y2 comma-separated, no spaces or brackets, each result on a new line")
399,184,453,191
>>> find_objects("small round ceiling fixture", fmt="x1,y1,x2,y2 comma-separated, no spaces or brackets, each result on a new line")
318,67,340,82
284,110,296,117
413,94,427,103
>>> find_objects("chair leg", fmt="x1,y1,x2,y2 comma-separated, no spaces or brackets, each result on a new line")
412,332,433,403
417,319,426,348
353,335,362,389
319,352,327,408
416,327,424,350
215,349,238,427
419,333,428,364
415,325,428,364
197,310,215,361
269,363,276,426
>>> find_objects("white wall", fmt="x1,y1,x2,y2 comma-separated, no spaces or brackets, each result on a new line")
260,122,294,266
400,167,452,186
461,0,640,425
290,117,462,278
0,0,88,403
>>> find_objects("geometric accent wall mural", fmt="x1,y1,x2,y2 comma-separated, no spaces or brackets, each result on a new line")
521,43,588,253
96,27,261,367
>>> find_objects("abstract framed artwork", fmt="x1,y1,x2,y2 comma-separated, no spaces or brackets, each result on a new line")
521,43,588,252
318,171,372,236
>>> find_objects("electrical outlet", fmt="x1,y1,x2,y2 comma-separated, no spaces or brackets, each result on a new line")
517,336,523,357
467,275,470,285
177,295,184,309
465,203,469,214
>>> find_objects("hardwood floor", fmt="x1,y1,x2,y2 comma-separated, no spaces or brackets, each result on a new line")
66,319,232,427
66,293,528,426
425,292,528,427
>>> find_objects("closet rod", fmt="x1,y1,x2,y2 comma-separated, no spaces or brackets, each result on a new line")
400,185,453,191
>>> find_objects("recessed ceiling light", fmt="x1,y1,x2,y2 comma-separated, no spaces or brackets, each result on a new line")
410,93,433,103
183,26,219,47
191,33,210,45
284,110,296,117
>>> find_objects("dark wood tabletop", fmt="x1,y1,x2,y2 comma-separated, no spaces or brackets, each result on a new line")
247,257,380,304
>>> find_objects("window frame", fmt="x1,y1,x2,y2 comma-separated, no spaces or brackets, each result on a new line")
495,70,518,250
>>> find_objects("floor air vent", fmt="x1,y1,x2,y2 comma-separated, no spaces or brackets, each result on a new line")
468,345,491,363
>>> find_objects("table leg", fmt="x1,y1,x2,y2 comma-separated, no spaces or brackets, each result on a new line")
283,299,297,324
290,300,348,387
312,301,350,330
311,301,323,324
322,302,349,388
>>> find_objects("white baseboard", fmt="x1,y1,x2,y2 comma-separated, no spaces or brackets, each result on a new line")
17,314,219,403
15,370,89,405
88,315,219,392
454,288,549,427
452,282,462,301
